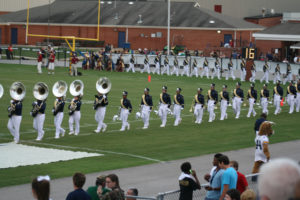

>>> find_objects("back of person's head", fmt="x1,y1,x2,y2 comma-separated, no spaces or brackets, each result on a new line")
96,175,106,187
73,172,86,189
218,155,230,165
230,160,239,171
214,153,223,159
240,189,256,200
258,158,300,200
107,174,120,188
180,162,192,174
226,189,241,200
128,188,138,196
32,176,50,200
261,113,267,119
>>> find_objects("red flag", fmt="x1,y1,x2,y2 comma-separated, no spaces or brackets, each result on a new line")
280,98,284,107
148,75,151,82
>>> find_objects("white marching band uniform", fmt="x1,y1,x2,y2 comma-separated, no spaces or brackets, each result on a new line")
232,86,244,119
287,83,297,114
181,57,190,77
220,88,229,121
211,59,221,80
273,84,283,115
250,63,256,83
273,65,281,84
207,86,218,123
158,88,171,127
260,87,269,114
120,92,132,131
140,90,153,129
201,58,209,79
161,57,170,75
173,89,184,126
127,56,136,73
296,82,300,112
247,86,257,118
171,57,179,76
226,59,235,80
94,94,108,133
283,64,292,85
190,59,198,78
7,100,22,143
240,60,246,82
153,55,160,75
53,98,65,139
260,62,270,83
68,98,81,135
31,100,46,141
141,56,150,74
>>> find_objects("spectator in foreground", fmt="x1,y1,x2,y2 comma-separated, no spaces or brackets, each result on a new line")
230,161,248,194
258,158,300,200
204,153,223,182
225,189,240,200
32,175,50,200
126,188,138,200
204,154,224,200
66,172,91,200
98,174,124,200
179,162,201,200
219,155,238,200
87,175,109,200
240,189,256,200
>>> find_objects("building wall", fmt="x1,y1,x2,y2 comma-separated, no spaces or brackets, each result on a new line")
0,0,53,12
245,16,282,27
0,24,257,51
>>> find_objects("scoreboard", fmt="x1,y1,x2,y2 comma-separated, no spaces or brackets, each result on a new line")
242,47,257,60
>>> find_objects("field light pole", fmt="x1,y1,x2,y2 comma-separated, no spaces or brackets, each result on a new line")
167,0,170,55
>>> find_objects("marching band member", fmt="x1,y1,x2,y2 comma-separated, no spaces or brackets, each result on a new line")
247,83,257,118
71,52,79,76
273,64,281,84
116,55,125,72
296,79,300,112
232,82,244,119
260,60,270,83
252,121,274,174
287,81,297,114
7,99,23,143
249,61,256,83
190,58,198,78
181,56,190,77
140,88,153,129
37,49,44,74
260,84,270,115
273,80,283,115
161,56,170,75
153,54,160,75
53,96,65,139
226,58,235,80
48,50,55,75
159,86,171,127
207,83,218,123
173,88,184,126
193,88,205,124
120,91,132,131
283,63,292,85
127,54,135,73
240,59,246,82
141,55,150,74
220,85,229,121
211,57,221,80
200,57,209,79
94,92,108,133
31,99,46,141
68,95,81,135
170,55,179,76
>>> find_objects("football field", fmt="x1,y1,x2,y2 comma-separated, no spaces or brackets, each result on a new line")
0,63,299,188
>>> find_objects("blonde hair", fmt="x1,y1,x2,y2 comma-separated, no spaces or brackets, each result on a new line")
241,189,256,200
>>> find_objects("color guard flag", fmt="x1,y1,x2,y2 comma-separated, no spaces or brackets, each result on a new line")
280,98,284,107
148,75,151,82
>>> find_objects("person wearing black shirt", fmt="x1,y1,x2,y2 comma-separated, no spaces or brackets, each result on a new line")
220,85,230,121
68,95,82,136
254,113,267,135
179,162,201,200
232,82,244,119
247,83,257,118
207,83,218,123
120,91,132,131
173,88,184,126
53,96,65,139
140,88,153,129
7,99,23,143
260,84,269,114
273,80,283,115
66,173,91,200
94,92,108,133
159,86,171,127
193,88,205,124
296,79,300,112
31,99,46,141
287,81,297,114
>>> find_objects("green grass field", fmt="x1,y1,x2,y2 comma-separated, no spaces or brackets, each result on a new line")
0,63,299,188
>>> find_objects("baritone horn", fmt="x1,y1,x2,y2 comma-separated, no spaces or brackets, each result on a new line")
70,80,84,97
52,80,68,97
10,82,26,101
96,77,111,94
33,82,49,100
0,84,4,99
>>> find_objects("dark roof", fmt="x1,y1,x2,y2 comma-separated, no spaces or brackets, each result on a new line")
244,13,282,20
256,22,300,35
0,0,263,30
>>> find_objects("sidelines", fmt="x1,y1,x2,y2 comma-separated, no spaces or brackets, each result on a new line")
22,140,163,163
